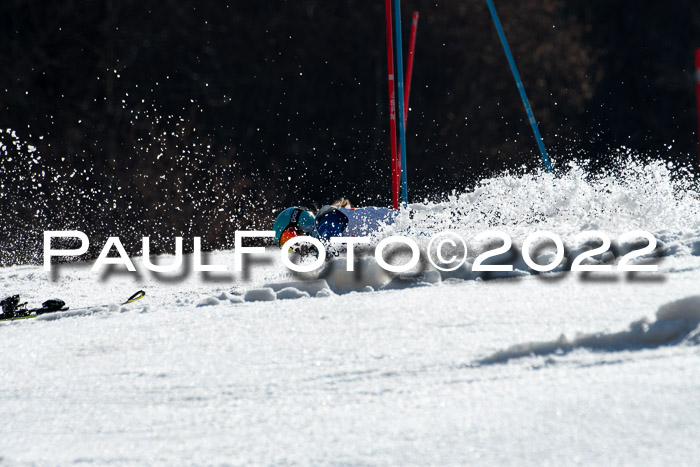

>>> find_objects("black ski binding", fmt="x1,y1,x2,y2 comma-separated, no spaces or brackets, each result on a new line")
1,295,29,319
1,295,68,320
34,299,68,315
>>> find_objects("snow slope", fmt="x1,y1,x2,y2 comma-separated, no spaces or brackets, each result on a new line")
1,161,700,465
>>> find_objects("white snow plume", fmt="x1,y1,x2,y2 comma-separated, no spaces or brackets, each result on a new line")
479,295,700,364
369,159,699,278
244,157,700,298
389,159,699,244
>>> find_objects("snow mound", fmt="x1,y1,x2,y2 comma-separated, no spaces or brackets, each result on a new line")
264,279,331,297
275,287,310,300
196,296,220,307
243,288,277,302
690,239,700,256
380,269,442,290
208,291,244,304
479,295,700,364
216,292,231,301
321,256,392,293
33,306,106,321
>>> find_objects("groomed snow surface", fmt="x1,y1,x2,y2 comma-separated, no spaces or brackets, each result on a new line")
2,161,700,465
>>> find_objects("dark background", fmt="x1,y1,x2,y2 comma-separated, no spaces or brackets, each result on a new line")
1,0,699,264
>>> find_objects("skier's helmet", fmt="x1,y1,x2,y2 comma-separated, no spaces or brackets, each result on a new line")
273,207,315,247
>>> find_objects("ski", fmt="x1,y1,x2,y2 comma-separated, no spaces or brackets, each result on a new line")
0,290,146,323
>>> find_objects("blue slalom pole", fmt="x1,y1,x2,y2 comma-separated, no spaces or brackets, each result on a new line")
394,0,410,206
485,0,553,173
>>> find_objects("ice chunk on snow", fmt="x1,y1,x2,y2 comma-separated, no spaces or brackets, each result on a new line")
276,287,311,300
689,239,700,256
264,279,330,297
380,269,441,290
243,288,277,302
656,295,700,323
197,296,220,307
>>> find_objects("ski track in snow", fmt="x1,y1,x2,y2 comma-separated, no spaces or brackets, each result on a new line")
2,162,700,464
478,295,700,364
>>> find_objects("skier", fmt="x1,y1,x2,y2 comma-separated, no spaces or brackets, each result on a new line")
272,199,398,248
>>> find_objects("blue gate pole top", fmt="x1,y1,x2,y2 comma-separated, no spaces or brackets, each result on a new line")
485,0,553,173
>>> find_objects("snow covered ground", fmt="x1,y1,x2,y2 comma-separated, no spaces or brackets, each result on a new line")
2,161,700,465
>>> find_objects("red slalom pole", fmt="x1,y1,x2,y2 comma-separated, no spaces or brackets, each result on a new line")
695,48,700,167
385,0,400,209
404,12,419,127
396,11,419,174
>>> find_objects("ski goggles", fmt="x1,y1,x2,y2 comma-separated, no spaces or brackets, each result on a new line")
279,226,304,246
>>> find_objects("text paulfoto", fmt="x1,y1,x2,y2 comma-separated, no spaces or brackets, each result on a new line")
43,230,660,274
